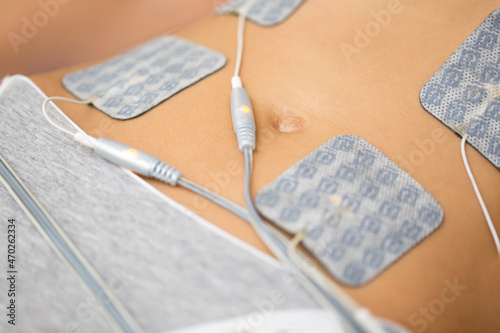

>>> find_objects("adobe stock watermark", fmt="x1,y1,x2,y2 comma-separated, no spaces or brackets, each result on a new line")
235,288,288,333
85,117,117,139
8,0,73,54
192,160,243,210
340,0,406,63
235,249,321,332
397,128,447,175
408,277,467,333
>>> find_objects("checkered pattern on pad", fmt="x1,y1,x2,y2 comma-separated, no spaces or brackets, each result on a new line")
255,135,443,286
63,36,226,120
216,0,306,26
421,9,500,169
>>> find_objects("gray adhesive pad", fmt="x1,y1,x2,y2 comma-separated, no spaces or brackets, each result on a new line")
63,36,226,120
255,135,443,286
420,9,500,169
216,0,306,26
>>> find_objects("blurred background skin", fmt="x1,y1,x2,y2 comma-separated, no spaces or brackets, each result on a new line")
0,0,222,77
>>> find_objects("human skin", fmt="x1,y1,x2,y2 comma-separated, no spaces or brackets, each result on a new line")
28,0,500,332
0,0,218,77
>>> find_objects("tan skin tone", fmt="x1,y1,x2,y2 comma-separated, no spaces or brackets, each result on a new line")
0,0,218,76
27,0,500,332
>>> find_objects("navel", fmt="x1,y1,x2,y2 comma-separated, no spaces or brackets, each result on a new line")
271,106,306,133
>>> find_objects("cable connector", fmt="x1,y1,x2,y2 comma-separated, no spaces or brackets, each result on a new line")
231,76,243,89
231,86,256,152
92,138,181,185
150,160,182,186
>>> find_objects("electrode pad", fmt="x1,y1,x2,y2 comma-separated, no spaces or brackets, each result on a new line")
420,9,500,169
216,0,306,26
255,135,443,286
63,36,226,120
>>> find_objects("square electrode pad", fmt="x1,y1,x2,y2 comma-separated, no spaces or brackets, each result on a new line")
63,36,226,120
255,135,443,286
216,0,306,26
420,9,500,169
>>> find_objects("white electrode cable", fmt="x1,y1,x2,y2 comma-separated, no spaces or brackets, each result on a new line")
231,1,256,89
42,96,97,137
234,8,246,79
229,5,384,332
460,134,500,257
41,97,254,220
